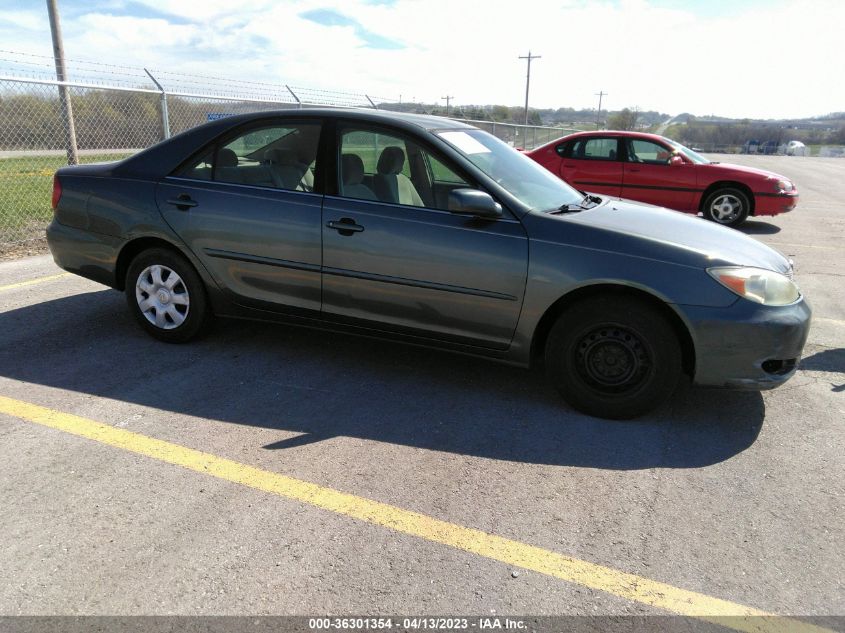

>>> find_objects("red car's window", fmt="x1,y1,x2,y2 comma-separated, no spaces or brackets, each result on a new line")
572,138,619,161
626,139,672,165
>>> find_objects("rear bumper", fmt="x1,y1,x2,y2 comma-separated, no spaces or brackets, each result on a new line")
684,297,811,390
754,192,798,216
46,219,122,288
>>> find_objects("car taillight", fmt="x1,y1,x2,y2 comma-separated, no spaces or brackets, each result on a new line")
51,175,62,210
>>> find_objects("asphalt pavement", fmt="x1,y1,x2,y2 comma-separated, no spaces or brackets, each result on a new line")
0,155,842,630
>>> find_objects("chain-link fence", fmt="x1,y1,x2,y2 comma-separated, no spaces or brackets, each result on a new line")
462,119,579,151
0,67,578,250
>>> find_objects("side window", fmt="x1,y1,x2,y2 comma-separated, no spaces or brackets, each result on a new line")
555,141,571,157
572,137,619,161
339,127,470,212
426,154,468,185
627,139,671,165
181,151,213,180
177,122,321,191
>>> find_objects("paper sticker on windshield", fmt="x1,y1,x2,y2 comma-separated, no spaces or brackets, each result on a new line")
439,131,491,155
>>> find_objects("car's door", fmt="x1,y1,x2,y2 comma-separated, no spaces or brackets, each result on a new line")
559,136,623,197
320,124,528,350
156,119,324,313
621,138,697,210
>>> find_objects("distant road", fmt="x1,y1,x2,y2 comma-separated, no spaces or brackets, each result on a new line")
0,149,140,159
654,114,680,135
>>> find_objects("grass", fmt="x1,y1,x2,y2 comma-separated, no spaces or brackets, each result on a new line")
0,153,132,244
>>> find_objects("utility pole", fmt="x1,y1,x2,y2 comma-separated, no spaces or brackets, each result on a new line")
46,0,78,165
595,91,607,130
441,95,454,116
519,51,541,126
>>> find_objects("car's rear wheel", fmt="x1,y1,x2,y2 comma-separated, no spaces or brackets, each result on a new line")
544,296,682,419
125,248,210,343
702,188,750,227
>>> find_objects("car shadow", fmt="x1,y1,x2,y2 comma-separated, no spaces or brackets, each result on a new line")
800,348,845,392
738,220,781,235
0,290,766,470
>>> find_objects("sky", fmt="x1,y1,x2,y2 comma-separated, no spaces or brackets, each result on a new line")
0,0,843,119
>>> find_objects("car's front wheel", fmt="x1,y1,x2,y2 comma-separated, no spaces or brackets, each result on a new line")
702,188,750,227
125,248,211,343
544,296,682,419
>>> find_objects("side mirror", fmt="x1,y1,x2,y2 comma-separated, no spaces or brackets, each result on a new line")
448,188,503,219
669,154,685,166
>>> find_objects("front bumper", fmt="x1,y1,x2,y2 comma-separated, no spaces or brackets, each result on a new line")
682,296,811,390
754,191,799,216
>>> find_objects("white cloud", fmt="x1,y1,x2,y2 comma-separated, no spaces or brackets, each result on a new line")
2,0,844,118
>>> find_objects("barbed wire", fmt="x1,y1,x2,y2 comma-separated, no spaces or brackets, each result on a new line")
0,49,397,106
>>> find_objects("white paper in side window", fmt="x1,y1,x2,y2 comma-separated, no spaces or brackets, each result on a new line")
439,131,491,155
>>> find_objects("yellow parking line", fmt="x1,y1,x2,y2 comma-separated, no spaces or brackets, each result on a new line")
0,395,831,633
0,272,69,292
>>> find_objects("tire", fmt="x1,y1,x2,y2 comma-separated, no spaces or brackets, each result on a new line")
544,296,682,419
702,187,750,227
125,248,211,343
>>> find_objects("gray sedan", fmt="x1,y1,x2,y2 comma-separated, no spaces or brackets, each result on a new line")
46,109,811,419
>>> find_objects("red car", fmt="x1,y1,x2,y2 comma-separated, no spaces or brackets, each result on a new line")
525,131,798,227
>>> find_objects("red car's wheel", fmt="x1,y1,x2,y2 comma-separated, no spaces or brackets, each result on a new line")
703,188,750,227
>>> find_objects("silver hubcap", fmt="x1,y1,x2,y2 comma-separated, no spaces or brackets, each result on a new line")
135,265,190,330
710,194,743,223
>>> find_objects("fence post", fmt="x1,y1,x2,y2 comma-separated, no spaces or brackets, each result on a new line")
286,85,302,109
144,69,170,139
47,0,79,165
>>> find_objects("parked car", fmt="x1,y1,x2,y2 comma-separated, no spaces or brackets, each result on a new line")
47,110,810,419
785,140,807,156
525,131,799,227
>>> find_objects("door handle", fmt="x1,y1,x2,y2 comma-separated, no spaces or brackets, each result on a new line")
326,218,364,236
628,167,641,172
166,194,198,210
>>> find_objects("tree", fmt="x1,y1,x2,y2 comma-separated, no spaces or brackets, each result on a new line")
607,108,638,131
491,105,510,122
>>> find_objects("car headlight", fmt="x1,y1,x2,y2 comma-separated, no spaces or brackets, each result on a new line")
707,266,800,305
774,179,794,193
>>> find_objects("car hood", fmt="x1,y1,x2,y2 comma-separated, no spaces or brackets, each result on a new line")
703,162,790,182
554,198,791,273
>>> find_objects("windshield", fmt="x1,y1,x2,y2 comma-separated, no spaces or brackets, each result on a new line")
662,136,711,164
436,129,584,212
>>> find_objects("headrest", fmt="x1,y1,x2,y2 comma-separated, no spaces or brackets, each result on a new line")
377,146,405,175
342,154,365,185
216,147,238,168
264,148,298,166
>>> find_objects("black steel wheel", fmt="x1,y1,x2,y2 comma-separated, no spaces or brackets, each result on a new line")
545,296,682,419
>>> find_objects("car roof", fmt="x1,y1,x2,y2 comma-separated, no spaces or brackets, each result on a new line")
564,130,669,142
210,107,477,133
528,129,671,154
